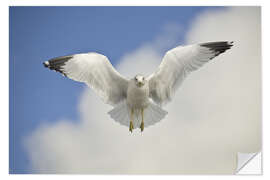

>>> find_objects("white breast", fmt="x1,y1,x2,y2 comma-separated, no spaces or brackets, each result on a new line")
127,80,149,109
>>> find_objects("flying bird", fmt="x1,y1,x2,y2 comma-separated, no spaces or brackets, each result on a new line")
43,41,233,132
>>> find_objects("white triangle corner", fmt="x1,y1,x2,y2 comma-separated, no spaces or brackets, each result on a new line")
235,152,262,175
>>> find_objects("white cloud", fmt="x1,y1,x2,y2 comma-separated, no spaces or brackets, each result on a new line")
24,7,261,174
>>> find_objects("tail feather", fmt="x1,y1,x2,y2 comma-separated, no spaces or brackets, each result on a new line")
144,103,167,127
108,101,168,129
108,101,129,127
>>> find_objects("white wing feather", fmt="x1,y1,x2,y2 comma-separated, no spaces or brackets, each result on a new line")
147,41,233,106
44,52,128,106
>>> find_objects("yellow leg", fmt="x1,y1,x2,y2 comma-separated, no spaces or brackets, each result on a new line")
129,108,134,133
140,109,144,132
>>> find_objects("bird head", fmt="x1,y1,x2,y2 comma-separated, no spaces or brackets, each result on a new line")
134,74,146,87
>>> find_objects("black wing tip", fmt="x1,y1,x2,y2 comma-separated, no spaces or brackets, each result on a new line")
200,41,234,47
42,55,73,77
200,41,234,58
43,61,50,68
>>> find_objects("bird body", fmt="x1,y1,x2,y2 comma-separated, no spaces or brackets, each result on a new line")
127,76,149,109
43,41,233,132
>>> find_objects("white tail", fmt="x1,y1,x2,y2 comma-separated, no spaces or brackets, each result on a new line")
108,101,168,129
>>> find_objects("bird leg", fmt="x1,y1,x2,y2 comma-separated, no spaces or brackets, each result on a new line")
140,108,144,132
129,108,134,133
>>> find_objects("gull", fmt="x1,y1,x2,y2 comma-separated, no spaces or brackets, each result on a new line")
43,41,233,132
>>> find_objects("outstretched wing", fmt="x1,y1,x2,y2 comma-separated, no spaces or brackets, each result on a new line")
43,52,128,106
147,41,233,106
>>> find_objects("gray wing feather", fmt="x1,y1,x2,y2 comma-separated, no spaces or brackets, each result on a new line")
44,52,128,106
147,41,233,106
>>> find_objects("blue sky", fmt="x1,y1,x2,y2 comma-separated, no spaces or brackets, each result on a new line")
9,6,224,173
